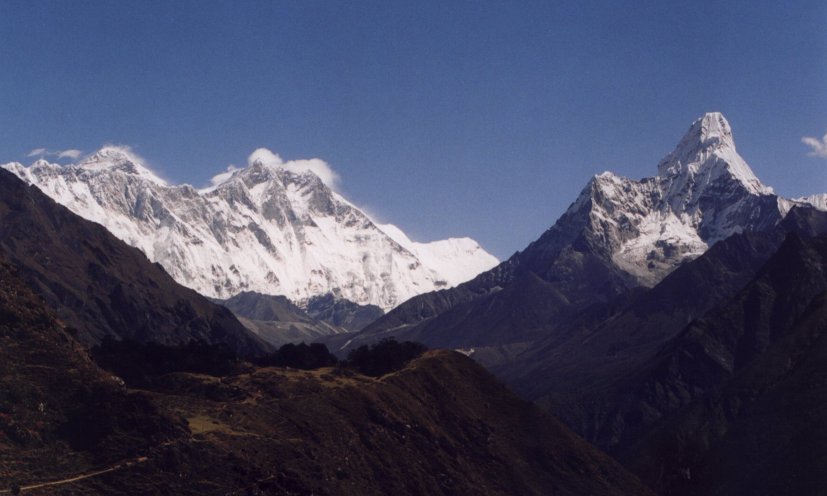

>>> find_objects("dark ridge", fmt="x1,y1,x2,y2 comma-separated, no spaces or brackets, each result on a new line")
344,339,428,377
91,338,244,387
216,291,349,347
0,169,267,357
254,341,338,370
0,262,653,494
612,234,827,494
305,292,384,332
219,291,314,323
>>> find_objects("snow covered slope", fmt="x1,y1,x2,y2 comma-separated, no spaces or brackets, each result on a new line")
2,147,498,310
796,193,827,212
377,223,497,287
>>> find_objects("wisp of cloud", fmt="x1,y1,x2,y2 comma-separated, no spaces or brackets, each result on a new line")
802,132,827,159
27,148,83,160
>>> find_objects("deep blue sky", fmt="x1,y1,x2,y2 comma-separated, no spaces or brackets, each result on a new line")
2,1,825,259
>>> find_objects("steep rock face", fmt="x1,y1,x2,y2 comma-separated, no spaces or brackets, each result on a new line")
2,148,498,310
0,169,266,356
335,113,818,351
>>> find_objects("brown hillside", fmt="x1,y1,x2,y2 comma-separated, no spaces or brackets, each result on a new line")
0,260,651,495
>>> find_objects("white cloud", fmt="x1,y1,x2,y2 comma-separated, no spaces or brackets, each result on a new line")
26,148,84,160
802,132,827,159
246,147,340,189
57,149,82,159
247,148,283,168
285,158,340,189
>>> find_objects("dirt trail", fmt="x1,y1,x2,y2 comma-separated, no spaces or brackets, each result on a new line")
0,456,149,494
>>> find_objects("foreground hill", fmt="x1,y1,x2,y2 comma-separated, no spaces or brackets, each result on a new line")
0,169,266,355
0,260,181,490
0,264,652,495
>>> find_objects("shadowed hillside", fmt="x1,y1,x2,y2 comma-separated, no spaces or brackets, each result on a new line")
0,169,266,356
0,260,181,490
0,258,652,495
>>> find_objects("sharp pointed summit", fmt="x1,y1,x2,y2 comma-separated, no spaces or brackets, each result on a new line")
668,112,735,161
560,113,783,284
658,112,770,199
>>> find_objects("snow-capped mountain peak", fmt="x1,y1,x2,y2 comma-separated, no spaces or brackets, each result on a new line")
657,112,733,175
1,148,498,311
680,111,733,151
78,146,168,186
557,112,792,286
657,112,770,200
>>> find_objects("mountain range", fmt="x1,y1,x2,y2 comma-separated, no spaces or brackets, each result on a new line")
316,112,827,494
1,111,825,494
329,113,825,351
215,291,350,347
2,148,498,311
